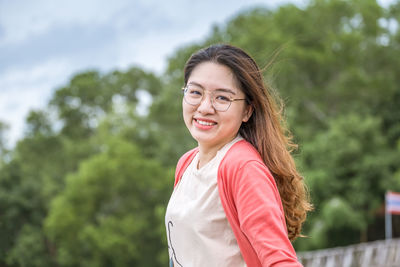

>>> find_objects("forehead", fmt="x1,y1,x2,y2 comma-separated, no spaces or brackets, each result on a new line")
188,62,240,91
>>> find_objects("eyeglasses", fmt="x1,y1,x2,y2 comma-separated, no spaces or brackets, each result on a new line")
182,84,247,112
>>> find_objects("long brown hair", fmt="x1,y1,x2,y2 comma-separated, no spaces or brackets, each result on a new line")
184,44,312,241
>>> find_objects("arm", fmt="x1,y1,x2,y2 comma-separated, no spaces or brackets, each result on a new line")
233,160,302,267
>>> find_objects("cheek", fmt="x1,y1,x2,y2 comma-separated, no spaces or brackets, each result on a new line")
232,106,248,123
182,102,194,123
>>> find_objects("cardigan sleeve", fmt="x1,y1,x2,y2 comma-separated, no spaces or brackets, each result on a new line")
232,160,302,267
174,148,198,187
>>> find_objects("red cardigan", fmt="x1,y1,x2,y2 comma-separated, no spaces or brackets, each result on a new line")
174,140,302,266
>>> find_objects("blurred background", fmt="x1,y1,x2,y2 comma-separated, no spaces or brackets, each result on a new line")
0,0,399,266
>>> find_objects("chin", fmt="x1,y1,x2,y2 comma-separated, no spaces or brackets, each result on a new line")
191,133,215,146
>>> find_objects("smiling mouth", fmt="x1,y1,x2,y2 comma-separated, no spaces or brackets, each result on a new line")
195,119,217,126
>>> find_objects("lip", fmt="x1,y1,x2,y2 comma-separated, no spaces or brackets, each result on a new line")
193,117,217,130
194,117,217,123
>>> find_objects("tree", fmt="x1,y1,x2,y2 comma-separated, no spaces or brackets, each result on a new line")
0,121,9,167
50,67,161,140
0,111,63,266
0,66,166,266
295,114,399,249
45,138,172,266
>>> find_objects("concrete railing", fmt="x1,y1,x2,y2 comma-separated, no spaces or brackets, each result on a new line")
297,238,400,267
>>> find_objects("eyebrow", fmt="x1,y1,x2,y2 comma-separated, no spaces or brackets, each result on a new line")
188,82,237,95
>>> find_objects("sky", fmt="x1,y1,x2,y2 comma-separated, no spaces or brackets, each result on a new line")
0,0,394,147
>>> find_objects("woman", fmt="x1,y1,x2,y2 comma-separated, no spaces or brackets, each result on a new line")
165,44,312,266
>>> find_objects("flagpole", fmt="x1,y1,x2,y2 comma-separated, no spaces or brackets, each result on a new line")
385,209,392,240
385,191,392,240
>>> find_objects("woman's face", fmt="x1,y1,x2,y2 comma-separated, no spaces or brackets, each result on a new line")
183,61,252,151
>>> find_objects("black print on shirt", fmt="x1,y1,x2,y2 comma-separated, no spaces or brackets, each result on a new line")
167,221,183,267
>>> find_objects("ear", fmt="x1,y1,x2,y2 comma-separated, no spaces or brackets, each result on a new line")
242,104,253,123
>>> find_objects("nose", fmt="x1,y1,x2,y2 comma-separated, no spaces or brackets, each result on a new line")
197,92,215,114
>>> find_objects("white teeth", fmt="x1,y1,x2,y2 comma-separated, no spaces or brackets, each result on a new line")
197,119,215,126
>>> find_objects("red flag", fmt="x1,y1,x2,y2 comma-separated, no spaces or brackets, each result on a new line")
386,191,400,215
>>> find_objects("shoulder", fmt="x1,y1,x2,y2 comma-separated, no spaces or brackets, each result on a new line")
219,139,275,189
174,147,198,186
176,147,198,169
221,139,264,169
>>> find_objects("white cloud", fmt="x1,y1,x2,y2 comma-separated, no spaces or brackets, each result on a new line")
0,59,72,145
0,0,131,45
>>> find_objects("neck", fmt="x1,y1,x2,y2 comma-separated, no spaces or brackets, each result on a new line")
197,146,219,169
197,135,238,169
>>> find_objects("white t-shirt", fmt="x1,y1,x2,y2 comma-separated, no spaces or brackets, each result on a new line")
165,136,246,267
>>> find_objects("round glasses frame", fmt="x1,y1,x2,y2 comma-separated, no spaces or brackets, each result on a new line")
182,86,247,112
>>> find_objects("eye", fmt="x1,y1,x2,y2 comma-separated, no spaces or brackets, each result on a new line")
187,87,203,96
215,94,231,102
191,90,202,95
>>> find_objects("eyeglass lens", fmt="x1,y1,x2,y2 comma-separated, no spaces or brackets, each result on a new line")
184,85,233,111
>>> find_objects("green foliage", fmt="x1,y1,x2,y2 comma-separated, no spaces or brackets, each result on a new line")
1,0,400,265
0,121,10,170
0,65,168,266
295,114,399,249
45,138,171,266
50,67,161,139
6,224,55,267
302,197,365,249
